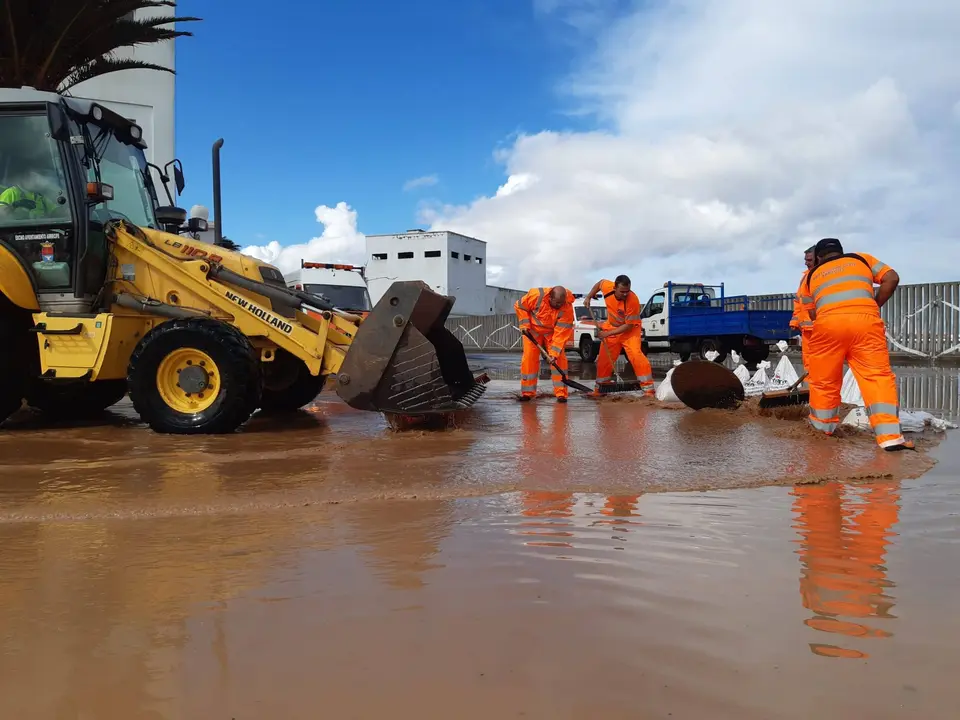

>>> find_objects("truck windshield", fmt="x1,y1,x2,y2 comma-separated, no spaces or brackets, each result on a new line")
81,121,158,229
575,306,607,321
304,283,372,311
0,114,73,230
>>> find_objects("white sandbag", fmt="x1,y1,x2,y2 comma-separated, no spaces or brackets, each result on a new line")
841,407,958,433
765,354,800,391
704,350,719,362
734,364,751,384
776,340,789,354
840,368,864,406
656,360,682,402
730,350,741,365
743,361,771,397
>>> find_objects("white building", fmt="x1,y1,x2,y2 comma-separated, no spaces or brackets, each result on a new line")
68,6,176,186
365,230,524,316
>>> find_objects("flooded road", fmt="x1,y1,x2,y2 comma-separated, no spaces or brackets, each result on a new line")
0,357,957,718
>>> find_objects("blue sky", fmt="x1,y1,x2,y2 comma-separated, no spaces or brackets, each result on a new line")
175,0,596,246
172,1,960,294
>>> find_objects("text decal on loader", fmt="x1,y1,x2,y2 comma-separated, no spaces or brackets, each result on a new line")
225,290,294,334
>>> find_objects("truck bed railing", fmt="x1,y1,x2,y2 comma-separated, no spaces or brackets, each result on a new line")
670,293,794,313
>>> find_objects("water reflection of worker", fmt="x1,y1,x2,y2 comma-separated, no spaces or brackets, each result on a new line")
791,480,900,659
519,403,575,540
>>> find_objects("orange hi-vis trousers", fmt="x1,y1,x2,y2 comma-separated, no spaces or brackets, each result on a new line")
521,331,569,398
800,328,811,370
806,313,906,449
596,326,655,395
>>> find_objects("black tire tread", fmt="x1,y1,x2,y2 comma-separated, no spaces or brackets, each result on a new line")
127,317,262,434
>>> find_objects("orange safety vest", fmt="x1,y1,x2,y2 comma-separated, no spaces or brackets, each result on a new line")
599,279,642,331
802,252,892,320
791,269,813,334
515,287,575,356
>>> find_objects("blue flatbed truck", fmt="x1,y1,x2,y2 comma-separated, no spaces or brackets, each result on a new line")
638,282,797,369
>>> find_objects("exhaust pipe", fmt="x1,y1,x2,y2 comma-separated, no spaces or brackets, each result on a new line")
212,138,224,246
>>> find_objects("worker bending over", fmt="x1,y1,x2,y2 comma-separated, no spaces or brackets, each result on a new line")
800,238,912,451
790,246,815,369
584,275,655,396
515,286,576,402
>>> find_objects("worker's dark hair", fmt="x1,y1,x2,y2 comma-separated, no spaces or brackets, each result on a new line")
614,274,631,287
814,237,843,258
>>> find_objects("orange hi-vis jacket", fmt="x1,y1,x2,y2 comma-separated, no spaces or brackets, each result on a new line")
514,287,575,358
791,270,813,334
800,252,890,320
599,279,642,332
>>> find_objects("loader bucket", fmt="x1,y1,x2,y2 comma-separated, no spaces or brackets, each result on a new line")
335,281,487,414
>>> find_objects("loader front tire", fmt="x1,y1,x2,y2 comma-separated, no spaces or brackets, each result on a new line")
259,350,325,414
128,318,262,434
0,318,27,427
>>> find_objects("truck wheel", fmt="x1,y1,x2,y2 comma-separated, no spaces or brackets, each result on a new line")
741,347,769,370
259,349,326,413
579,335,597,363
26,379,128,419
678,352,691,362
698,338,728,363
128,318,262,434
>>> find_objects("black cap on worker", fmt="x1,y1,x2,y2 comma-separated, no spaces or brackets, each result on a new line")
814,237,843,258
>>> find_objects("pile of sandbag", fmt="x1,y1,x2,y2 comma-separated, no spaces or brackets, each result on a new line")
655,359,682,402
838,367,957,433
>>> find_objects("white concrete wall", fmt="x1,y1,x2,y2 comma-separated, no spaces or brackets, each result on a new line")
366,230,524,316
69,6,176,197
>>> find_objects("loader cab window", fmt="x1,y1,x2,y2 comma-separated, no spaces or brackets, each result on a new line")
0,113,75,289
641,292,665,318
80,121,158,229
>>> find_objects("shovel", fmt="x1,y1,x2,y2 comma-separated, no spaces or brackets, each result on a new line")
515,328,593,393
758,371,810,409
584,306,645,394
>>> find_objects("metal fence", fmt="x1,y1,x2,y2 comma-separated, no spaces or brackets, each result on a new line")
444,281,960,360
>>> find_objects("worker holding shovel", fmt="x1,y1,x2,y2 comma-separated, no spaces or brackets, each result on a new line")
583,275,655,396
514,286,576,402
790,246,815,369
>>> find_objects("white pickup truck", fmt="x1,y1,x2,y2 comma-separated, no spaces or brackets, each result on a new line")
570,295,607,362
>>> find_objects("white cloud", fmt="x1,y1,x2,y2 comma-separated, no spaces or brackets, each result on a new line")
403,174,439,191
418,0,960,296
241,202,365,273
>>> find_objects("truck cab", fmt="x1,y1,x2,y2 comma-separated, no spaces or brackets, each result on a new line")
639,282,795,369
284,262,372,317
571,294,607,362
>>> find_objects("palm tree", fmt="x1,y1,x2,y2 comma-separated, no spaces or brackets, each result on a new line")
1,0,200,92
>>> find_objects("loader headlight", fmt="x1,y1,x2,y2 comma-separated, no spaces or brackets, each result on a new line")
129,124,141,140
92,105,103,121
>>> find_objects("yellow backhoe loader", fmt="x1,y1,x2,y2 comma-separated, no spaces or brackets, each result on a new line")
0,88,486,433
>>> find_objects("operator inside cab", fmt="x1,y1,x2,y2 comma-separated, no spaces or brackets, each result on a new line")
0,145,67,221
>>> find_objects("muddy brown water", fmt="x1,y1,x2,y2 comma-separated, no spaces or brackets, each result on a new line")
0,363,958,718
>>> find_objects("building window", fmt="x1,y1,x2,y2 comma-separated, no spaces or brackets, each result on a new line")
464,254,472,261
372,253,387,260
475,257,483,264
450,251,459,259
425,250,441,258
398,251,414,259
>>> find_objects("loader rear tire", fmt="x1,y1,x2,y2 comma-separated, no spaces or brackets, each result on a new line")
259,350,326,413
128,318,262,434
26,379,128,419
0,316,27,427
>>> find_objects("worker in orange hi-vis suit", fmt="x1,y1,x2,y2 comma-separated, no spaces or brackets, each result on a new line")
790,246,816,369
583,274,655,396
514,286,576,402
800,238,913,451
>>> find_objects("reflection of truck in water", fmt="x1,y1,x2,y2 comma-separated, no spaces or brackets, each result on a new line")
283,262,372,316
639,282,796,369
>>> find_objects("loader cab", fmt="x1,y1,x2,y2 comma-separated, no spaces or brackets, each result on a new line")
0,89,174,314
